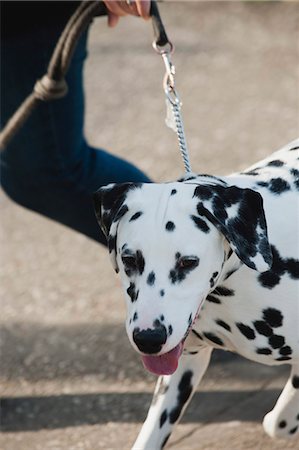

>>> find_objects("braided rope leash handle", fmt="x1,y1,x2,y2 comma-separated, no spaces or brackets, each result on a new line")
0,1,107,151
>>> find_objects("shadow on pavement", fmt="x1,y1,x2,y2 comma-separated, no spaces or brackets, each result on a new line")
1,388,281,432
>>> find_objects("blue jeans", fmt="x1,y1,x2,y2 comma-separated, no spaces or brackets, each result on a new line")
0,23,150,244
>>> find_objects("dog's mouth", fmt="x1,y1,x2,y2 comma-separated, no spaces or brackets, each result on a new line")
141,300,204,376
141,341,184,375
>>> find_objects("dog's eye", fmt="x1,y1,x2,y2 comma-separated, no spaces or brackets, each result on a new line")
122,255,137,270
178,256,200,270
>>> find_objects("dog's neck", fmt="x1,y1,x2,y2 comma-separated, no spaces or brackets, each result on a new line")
218,245,243,287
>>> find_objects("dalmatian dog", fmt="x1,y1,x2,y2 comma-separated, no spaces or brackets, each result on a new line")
93,139,299,449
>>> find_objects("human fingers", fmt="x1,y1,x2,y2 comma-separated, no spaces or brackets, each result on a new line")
104,1,138,18
104,1,149,27
107,11,120,28
135,0,151,19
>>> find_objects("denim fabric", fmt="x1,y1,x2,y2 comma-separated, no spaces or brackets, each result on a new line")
0,23,150,244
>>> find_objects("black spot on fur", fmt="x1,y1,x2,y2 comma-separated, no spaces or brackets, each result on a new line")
236,323,256,340
279,420,287,428
268,334,285,349
192,329,203,340
262,307,283,328
289,146,299,151
290,168,299,177
127,282,139,302
267,159,284,167
203,332,224,346
290,168,299,191
160,290,165,297
191,215,210,233
169,371,193,424
166,221,175,231
258,246,299,289
258,178,291,194
213,286,235,296
193,185,214,201
289,426,298,435
224,268,238,280
256,347,272,355
206,294,221,304
276,356,292,361
216,319,231,332
129,211,143,221
269,177,290,193
242,169,260,176
292,376,299,389
160,315,165,321
147,271,156,286
133,312,138,322
253,320,273,337
160,409,168,428
168,325,173,336
279,346,292,356
258,181,269,188
209,271,219,288
171,189,177,195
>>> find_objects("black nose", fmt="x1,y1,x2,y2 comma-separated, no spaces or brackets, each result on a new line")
133,327,167,354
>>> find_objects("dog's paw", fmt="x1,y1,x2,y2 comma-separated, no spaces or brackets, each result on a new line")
263,410,299,439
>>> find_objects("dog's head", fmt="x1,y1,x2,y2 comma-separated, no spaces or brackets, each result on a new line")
93,180,272,375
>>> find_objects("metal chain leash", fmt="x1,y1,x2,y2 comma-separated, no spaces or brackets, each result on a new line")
152,38,192,175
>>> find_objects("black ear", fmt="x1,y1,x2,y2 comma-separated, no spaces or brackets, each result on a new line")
93,182,142,272
93,183,132,238
194,184,273,272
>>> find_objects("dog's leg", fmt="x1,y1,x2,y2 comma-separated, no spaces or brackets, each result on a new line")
132,346,213,450
263,364,299,438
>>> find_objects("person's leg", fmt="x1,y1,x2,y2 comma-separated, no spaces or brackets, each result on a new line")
1,20,150,244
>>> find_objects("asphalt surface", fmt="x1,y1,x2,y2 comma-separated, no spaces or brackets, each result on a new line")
1,2,299,449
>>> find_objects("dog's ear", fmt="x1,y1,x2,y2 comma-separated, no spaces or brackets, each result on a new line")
193,184,273,272
93,182,141,272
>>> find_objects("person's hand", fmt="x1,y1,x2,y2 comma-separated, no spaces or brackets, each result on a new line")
103,0,151,28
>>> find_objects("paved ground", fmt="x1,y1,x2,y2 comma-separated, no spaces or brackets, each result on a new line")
1,2,298,450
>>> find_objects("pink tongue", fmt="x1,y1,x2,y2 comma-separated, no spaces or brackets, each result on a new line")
141,342,183,375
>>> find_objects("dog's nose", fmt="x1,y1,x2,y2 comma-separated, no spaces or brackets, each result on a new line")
133,327,167,354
